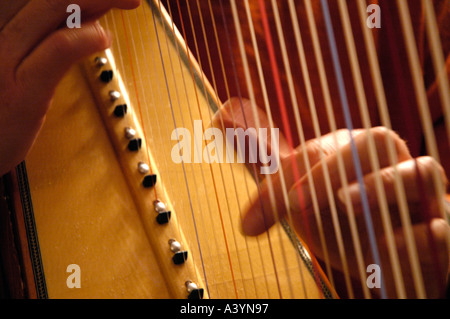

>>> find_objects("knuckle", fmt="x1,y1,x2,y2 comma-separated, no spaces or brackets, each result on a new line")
370,126,410,160
416,156,447,186
304,138,323,164
371,126,398,143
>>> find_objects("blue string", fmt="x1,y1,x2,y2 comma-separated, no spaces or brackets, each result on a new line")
320,0,387,298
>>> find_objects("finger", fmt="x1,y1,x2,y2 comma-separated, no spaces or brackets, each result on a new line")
336,156,448,224
241,129,366,236
1,0,140,64
212,97,290,157
15,21,112,121
0,0,28,30
288,127,412,214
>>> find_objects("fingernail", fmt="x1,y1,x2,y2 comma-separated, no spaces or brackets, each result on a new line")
288,180,311,212
337,182,361,206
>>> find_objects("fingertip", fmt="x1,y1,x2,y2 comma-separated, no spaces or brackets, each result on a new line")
241,191,278,236
241,208,266,236
91,21,113,51
241,198,263,236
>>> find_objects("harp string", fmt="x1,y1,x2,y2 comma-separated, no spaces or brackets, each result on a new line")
193,0,277,298
254,0,346,298
271,0,360,298
138,2,209,292
355,0,426,298
165,0,248,298
240,0,308,298
105,8,198,292
396,0,447,223
397,1,441,165
149,1,213,293
336,0,407,298
118,11,157,201
161,0,224,299
262,0,345,297
216,0,280,298
319,0,388,299
151,0,221,298
384,1,447,298
241,0,307,299
126,5,206,291
127,8,188,240
228,0,295,298
395,0,447,294
204,0,269,299
423,0,450,143
187,0,254,298
294,0,368,298
287,0,370,297
172,0,242,298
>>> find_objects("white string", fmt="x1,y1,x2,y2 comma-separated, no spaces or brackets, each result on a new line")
336,0,407,298
355,0,426,299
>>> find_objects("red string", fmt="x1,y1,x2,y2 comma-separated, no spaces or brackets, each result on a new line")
257,0,325,298
175,0,239,299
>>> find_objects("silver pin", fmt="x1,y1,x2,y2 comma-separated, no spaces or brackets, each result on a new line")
168,239,181,253
153,200,167,213
124,127,136,140
95,56,108,67
185,281,198,293
109,90,121,101
137,162,150,174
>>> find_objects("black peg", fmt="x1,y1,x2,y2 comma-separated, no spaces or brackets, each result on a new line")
113,104,127,117
156,211,171,225
188,288,204,300
142,174,157,188
172,251,188,265
100,70,114,83
128,138,142,151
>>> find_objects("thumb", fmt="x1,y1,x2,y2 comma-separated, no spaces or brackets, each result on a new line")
16,21,112,120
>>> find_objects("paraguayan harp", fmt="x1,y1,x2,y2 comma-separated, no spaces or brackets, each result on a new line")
2,0,449,299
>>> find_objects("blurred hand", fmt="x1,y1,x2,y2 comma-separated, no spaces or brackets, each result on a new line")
214,97,450,298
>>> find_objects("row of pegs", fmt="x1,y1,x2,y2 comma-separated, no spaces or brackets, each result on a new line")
94,56,203,299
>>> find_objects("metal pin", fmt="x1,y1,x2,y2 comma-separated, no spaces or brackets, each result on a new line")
124,127,136,140
185,281,198,293
138,162,150,174
109,90,121,101
95,56,107,67
185,281,204,299
168,239,181,253
153,200,167,213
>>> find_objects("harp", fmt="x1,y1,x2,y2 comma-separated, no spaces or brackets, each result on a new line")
1,0,448,299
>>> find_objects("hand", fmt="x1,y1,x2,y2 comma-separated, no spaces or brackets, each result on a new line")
0,0,141,176
213,97,450,298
